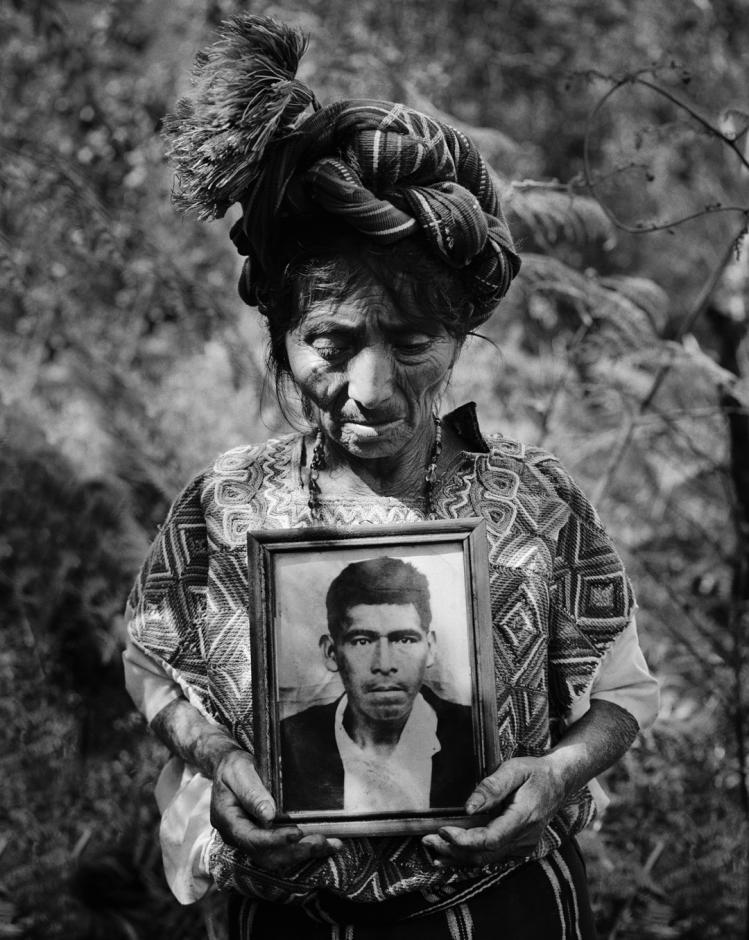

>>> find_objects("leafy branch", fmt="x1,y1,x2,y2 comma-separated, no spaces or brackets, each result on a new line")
591,221,748,506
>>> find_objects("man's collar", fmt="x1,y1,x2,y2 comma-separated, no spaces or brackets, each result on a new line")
443,402,490,454
334,692,440,759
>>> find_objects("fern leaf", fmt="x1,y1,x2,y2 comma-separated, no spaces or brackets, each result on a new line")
517,253,657,348
506,182,616,250
599,275,670,333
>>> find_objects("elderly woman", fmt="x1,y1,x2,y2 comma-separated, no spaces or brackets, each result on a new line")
123,15,658,940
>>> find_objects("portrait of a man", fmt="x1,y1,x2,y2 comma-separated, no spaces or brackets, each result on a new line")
280,556,475,814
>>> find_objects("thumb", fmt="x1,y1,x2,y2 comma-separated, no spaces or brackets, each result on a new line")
466,759,530,814
218,749,276,824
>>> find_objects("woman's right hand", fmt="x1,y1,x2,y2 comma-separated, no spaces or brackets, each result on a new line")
150,697,342,873
212,748,343,872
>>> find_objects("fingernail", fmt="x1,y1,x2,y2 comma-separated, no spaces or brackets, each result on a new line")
258,800,274,821
466,794,485,814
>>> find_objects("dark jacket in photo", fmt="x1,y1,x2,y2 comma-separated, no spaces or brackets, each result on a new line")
279,686,475,812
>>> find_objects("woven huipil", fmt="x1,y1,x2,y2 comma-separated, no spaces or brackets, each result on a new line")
127,405,634,913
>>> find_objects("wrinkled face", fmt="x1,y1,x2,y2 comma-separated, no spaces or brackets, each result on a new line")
284,278,460,460
322,603,435,727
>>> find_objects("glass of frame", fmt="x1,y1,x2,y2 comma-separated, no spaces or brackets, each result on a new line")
247,518,497,837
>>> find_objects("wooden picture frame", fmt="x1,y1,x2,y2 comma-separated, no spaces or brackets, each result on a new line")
247,518,497,837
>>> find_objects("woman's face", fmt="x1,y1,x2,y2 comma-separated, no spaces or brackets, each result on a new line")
285,278,460,461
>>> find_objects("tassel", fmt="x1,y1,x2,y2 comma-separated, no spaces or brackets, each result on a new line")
163,14,317,220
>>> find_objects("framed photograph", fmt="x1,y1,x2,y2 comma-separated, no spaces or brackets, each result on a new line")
247,518,497,837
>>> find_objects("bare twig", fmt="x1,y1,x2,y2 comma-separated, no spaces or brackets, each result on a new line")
537,323,592,445
71,827,93,860
637,405,749,422
582,71,749,234
654,572,734,666
602,74,749,171
633,566,734,691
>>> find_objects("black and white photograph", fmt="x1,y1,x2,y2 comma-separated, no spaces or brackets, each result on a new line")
248,521,497,833
5,1,746,938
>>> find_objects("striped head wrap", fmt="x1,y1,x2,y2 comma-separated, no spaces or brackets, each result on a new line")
165,15,520,327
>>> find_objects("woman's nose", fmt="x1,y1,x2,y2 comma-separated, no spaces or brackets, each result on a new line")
347,345,394,409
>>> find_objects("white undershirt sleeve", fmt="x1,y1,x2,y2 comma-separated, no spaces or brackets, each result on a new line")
568,616,660,730
122,635,214,903
122,635,182,725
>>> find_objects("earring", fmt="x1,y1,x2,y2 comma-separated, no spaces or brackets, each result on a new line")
308,428,326,517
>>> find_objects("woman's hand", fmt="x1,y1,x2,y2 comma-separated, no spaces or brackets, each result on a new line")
151,698,342,873
211,747,343,872
422,700,640,868
422,755,564,867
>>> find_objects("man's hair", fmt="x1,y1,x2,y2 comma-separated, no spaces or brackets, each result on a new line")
326,557,432,640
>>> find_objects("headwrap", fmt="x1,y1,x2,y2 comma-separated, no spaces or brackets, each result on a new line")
164,15,520,326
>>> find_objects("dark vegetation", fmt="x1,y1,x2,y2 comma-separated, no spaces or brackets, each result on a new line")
2,0,748,936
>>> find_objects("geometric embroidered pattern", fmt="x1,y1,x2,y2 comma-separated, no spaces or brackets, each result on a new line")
127,405,633,910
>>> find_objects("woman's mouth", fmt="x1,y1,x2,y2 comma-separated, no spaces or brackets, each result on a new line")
338,417,404,437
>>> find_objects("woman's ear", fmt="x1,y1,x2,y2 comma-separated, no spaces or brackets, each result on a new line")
319,634,339,673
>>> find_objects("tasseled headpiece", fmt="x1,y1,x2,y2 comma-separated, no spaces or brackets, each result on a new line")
164,14,520,326
163,16,317,219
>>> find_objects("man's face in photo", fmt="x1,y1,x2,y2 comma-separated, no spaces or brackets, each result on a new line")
323,602,435,727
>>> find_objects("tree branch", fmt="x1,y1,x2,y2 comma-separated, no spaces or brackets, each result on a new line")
582,71,749,234
591,224,748,505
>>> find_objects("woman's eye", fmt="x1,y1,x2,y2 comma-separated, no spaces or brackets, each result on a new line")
311,339,350,361
393,336,434,355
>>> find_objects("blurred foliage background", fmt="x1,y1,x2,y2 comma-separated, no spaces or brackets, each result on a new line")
2,0,748,937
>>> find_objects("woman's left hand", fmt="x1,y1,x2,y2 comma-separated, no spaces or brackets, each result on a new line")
421,755,566,867
423,700,641,868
